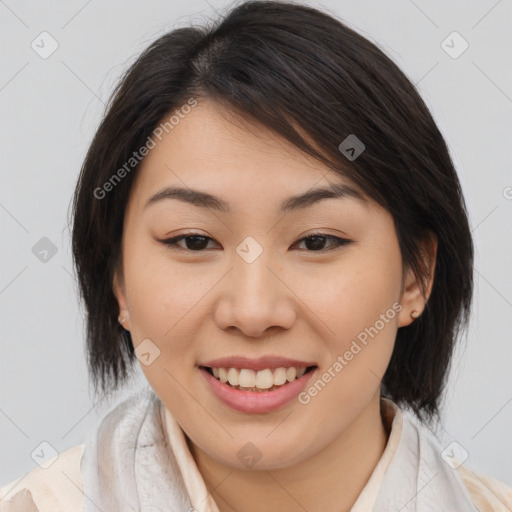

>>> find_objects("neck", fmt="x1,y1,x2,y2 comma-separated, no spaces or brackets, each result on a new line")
189,391,390,512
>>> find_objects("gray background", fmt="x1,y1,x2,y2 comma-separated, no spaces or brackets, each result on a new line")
1,0,511,488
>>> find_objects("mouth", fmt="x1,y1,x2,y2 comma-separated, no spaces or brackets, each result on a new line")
198,355,319,413
200,365,318,392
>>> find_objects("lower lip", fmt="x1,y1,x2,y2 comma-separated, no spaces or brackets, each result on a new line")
199,366,317,414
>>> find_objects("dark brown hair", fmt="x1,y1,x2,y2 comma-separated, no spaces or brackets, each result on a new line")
71,0,473,424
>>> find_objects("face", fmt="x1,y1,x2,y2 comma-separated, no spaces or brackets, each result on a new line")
113,99,427,470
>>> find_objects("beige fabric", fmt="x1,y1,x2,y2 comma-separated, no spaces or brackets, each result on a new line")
0,445,84,511
162,405,220,512
456,465,512,512
350,398,401,510
1,400,511,511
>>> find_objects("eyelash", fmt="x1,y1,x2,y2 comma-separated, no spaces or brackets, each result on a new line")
159,232,352,253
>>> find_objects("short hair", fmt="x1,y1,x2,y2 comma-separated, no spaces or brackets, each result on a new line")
70,0,473,425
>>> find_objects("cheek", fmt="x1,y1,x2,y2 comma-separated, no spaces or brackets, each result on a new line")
122,236,218,373
121,237,185,344
122,243,201,398
298,244,402,400
301,245,402,337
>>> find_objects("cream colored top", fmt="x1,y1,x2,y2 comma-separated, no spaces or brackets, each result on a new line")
1,398,511,511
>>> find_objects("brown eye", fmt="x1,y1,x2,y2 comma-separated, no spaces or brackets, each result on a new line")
159,232,352,253
293,234,351,252
161,234,217,251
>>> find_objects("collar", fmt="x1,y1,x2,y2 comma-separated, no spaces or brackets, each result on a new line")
80,386,480,511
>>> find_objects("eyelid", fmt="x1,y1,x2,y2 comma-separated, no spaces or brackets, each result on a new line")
157,230,352,252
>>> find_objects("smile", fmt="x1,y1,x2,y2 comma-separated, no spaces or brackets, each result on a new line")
199,364,318,414
203,365,314,391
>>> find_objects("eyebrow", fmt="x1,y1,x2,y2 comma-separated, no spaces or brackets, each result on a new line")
144,182,366,214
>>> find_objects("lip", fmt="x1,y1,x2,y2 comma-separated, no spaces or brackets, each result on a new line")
199,355,317,371
199,365,318,414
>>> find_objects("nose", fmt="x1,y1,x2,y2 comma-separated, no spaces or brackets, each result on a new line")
213,246,297,338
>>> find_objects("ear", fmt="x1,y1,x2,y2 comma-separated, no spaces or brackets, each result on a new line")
113,266,131,331
397,231,438,327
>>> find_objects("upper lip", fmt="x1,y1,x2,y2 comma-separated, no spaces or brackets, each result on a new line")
199,355,317,371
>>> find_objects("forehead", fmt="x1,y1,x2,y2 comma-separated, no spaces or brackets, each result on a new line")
129,100,366,212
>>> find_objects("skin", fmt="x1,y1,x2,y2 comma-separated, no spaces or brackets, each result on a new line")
113,99,437,512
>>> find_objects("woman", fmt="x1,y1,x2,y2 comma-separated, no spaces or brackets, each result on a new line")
1,1,510,510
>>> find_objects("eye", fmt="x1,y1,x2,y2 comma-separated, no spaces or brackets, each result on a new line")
160,233,216,251
159,232,352,252
292,233,352,252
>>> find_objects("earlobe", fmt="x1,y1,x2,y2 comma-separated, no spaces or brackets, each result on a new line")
397,231,438,327
397,266,424,327
113,269,131,331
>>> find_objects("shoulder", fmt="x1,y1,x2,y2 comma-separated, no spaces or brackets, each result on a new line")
398,406,512,510
457,465,512,512
0,444,84,512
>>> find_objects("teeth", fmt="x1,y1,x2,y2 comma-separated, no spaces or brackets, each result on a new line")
208,366,311,390
286,367,297,382
227,368,239,386
255,369,273,389
273,367,287,385
239,369,256,388
219,367,228,383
